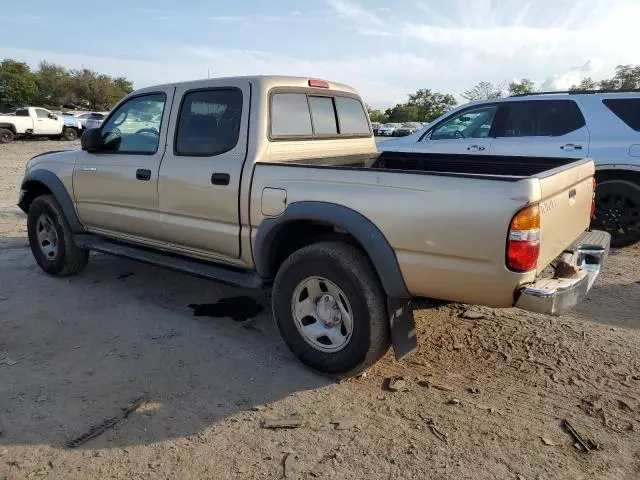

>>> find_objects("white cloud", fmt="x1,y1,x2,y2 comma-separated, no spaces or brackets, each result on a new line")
327,0,383,25
2,0,638,108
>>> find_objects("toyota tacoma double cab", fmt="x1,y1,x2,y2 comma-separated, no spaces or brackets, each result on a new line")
18,75,610,375
0,107,81,143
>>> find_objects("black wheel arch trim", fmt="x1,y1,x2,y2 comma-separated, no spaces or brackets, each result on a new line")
19,169,85,233
254,201,410,299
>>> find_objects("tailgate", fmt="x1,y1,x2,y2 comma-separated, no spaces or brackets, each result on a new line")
537,159,595,270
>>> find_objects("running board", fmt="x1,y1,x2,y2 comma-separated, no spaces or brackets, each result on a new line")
74,234,265,289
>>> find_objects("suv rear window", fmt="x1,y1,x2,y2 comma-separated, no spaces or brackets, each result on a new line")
496,100,586,137
603,99,640,131
271,92,370,138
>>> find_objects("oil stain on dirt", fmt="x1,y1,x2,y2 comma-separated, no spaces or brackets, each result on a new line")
188,296,263,323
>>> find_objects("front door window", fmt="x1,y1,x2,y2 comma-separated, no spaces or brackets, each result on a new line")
100,94,166,153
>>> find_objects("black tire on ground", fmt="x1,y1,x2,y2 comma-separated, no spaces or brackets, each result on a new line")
0,128,15,144
27,195,89,276
62,127,78,141
272,241,390,376
592,179,640,248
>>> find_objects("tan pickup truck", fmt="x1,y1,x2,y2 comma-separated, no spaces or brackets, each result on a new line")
18,75,610,375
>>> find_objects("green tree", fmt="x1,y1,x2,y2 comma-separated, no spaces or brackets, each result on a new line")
508,79,536,96
384,103,422,123
366,105,388,123
407,89,457,121
599,64,640,90
462,81,505,101
0,59,39,108
569,77,598,91
35,61,70,106
69,69,132,110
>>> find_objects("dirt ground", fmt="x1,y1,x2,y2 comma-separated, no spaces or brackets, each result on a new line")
1,140,639,480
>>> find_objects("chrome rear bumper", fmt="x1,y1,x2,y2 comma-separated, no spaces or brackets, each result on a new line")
515,230,610,316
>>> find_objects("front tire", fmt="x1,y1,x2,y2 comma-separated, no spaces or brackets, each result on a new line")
27,195,89,276
272,242,390,376
0,128,14,144
592,179,640,247
62,127,78,141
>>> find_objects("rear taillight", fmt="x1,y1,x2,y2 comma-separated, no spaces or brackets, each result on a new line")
507,205,540,272
591,177,597,218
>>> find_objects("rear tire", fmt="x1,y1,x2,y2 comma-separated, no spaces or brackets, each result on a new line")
62,127,78,141
272,241,390,376
0,128,14,144
592,179,640,248
27,195,89,276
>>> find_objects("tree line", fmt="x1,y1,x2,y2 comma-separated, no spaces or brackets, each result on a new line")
0,59,134,112
369,64,640,124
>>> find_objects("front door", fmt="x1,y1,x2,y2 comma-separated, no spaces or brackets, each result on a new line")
157,81,249,259
489,100,590,158
73,89,174,241
413,104,498,155
33,109,61,135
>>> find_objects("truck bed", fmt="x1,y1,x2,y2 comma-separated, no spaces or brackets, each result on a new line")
278,151,577,180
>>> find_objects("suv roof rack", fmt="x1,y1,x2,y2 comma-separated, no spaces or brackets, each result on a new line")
510,89,640,97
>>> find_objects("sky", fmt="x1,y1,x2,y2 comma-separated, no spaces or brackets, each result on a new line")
1,0,639,108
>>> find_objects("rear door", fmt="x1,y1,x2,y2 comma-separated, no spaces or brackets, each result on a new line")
157,80,249,259
33,109,60,135
490,100,590,158
73,89,173,240
412,104,498,154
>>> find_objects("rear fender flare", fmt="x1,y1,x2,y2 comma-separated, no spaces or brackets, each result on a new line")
254,201,409,298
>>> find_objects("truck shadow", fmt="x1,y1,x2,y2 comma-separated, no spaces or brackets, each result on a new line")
0,247,330,450
570,281,640,329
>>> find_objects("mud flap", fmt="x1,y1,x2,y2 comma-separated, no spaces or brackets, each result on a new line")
388,297,418,360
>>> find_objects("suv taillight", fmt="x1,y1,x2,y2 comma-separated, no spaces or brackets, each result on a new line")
507,205,540,272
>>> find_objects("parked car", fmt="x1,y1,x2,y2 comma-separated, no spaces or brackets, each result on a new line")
61,113,83,131
0,107,82,143
379,91,640,247
394,122,424,136
83,112,107,130
18,75,609,375
371,122,380,135
377,123,401,136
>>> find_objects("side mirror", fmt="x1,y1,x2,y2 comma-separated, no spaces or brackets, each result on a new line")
48,113,58,120
81,128,103,152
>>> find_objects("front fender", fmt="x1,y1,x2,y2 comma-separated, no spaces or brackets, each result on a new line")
20,169,84,233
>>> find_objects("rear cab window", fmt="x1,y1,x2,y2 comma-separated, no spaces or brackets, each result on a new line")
270,91,370,139
603,98,640,132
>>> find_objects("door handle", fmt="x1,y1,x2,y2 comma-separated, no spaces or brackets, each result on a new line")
561,144,583,151
136,169,151,181
467,145,486,152
211,173,230,185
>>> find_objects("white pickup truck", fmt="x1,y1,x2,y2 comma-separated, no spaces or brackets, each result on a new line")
0,107,81,143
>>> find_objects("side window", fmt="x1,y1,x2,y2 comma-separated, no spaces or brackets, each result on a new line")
334,97,370,134
101,93,166,154
35,109,50,119
271,93,313,136
309,96,337,135
430,105,498,140
603,99,640,132
15,109,29,117
497,100,585,137
175,89,243,156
